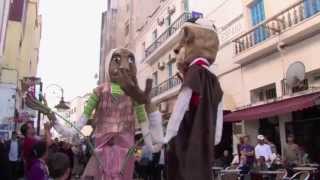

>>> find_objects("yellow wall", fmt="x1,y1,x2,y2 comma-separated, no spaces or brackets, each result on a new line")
0,0,41,85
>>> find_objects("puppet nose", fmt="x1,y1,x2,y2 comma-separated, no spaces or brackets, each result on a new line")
119,60,130,71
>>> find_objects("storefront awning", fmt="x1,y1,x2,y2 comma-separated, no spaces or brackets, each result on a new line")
224,92,320,122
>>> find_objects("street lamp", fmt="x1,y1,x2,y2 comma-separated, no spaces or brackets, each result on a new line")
45,84,70,110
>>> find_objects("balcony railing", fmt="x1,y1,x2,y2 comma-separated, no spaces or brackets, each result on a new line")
151,75,182,98
234,0,320,55
145,12,192,59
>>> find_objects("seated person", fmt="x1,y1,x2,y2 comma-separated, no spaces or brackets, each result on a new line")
216,150,233,168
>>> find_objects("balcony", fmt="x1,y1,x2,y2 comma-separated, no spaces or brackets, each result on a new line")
233,0,320,64
144,12,192,65
150,75,182,101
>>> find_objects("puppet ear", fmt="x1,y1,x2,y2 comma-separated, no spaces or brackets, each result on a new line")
181,26,195,44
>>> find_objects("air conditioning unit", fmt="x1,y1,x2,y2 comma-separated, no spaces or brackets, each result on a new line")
158,62,165,70
159,102,168,113
168,53,175,63
157,17,164,26
168,5,176,15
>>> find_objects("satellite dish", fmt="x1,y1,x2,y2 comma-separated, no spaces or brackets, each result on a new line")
286,61,305,88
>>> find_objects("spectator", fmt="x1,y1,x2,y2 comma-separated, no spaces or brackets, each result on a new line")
48,152,71,180
231,153,240,167
6,131,23,180
21,121,52,172
300,146,310,164
0,138,10,179
255,135,273,168
240,136,255,167
284,134,300,166
60,142,74,180
265,137,277,155
216,150,233,168
26,141,49,180
140,144,153,180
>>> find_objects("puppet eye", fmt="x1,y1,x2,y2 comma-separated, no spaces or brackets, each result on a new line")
128,57,134,64
113,56,121,64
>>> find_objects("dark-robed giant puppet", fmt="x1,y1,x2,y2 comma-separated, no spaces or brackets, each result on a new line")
161,18,224,180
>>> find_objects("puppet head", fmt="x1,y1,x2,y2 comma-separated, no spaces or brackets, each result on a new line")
105,48,137,85
105,48,153,104
174,18,219,73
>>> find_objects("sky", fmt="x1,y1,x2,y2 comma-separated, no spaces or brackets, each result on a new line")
38,0,106,106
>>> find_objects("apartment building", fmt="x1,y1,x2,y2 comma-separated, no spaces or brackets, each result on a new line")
134,0,320,163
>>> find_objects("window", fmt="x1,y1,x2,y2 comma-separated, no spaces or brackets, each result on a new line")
142,42,146,58
152,29,158,41
166,15,172,27
304,0,320,18
9,0,25,22
107,0,112,10
292,79,309,93
250,84,277,103
250,0,266,43
152,72,158,87
125,20,130,36
168,62,173,78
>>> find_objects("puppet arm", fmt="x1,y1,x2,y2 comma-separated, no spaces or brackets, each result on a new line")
135,105,164,152
215,99,223,145
135,104,155,152
164,87,193,144
53,92,99,137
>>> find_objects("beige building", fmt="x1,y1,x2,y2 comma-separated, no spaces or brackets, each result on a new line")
135,0,320,162
223,0,320,162
0,0,41,134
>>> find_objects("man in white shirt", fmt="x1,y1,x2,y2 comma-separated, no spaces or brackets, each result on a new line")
255,135,273,168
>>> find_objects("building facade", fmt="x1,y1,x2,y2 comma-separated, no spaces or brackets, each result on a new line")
0,0,42,137
135,0,320,163
223,0,320,163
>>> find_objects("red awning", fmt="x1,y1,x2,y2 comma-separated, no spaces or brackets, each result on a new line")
224,92,320,122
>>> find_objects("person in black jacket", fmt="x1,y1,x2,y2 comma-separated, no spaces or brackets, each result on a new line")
6,131,23,180
0,137,10,180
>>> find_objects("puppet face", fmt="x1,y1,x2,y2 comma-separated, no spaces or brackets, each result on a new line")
174,23,219,73
108,48,137,85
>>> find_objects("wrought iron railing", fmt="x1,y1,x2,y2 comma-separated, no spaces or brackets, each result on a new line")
150,75,182,98
234,0,320,55
145,12,192,59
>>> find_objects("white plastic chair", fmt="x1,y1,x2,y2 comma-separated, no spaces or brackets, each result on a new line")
287,171,310,180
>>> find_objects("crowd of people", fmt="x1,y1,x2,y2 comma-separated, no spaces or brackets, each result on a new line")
0,121,90,180
215,134,313,177
133,141,166,180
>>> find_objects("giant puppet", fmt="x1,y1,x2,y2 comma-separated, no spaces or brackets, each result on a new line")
161,18,224,180
25,48,164,180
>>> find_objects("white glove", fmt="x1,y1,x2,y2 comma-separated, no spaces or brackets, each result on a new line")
140,121,154,152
